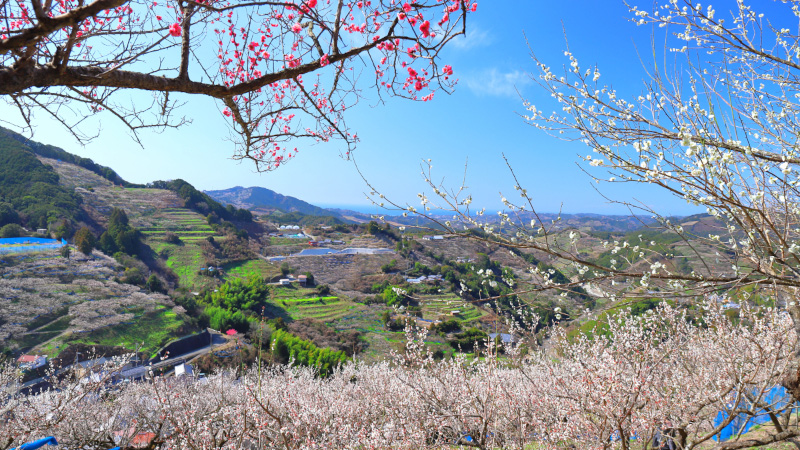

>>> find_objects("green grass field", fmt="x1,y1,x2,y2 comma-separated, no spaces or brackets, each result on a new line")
50,307,185,357
157,242,215,289
141,207,227,289
269,237,309,245
267,293,362,321
223,259,279,280
416,295,488,323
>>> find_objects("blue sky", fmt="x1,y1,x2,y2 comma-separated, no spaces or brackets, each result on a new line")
2,0,715,216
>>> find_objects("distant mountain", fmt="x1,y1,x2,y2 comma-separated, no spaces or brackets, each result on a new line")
205,186,342,218
328,209,662,232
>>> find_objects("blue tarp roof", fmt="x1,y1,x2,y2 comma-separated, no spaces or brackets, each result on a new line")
0,238,62,246
11,437,58,450
714,386,797,441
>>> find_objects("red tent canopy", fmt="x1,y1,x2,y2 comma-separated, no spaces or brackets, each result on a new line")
226,329,237,335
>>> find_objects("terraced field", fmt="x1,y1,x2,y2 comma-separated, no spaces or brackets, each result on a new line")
331,306,450,362
268,287,362,321
139,208,217,239
153,241,210,289
223,259,280,280
279,297,355,321
0,250,184,357
416,295,490,323
39,157,183,224
52,305,185,358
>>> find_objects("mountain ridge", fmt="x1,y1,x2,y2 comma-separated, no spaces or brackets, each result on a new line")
205,186,343,218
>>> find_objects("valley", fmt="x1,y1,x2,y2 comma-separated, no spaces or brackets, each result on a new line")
0,126,738,371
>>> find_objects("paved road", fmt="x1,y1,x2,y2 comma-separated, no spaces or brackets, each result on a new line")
20,332,229,390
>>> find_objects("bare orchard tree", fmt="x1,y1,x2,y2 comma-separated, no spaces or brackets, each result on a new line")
0,0,474,169
363,0,800,446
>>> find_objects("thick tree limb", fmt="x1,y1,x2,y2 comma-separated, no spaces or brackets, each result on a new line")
0,37,382,96
713,429,800,450
0,0,126,54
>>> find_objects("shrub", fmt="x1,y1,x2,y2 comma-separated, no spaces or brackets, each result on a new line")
270,329,348,376
434,319,461,334
73,227,96,255
449,328,488,352
0,223,24,238
316,285,331,296
146,274,167,294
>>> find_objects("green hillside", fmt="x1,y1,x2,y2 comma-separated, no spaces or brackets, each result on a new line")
0,126,138,187
0,131,81,231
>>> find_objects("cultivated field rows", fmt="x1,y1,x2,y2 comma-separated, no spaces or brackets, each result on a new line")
0,251,174,354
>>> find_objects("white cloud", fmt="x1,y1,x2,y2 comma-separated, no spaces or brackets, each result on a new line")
449,25,493,50
463,69,530,97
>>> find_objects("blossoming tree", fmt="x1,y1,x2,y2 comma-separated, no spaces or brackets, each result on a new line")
0,0,473,169
362,1,800,446
2,303,796,449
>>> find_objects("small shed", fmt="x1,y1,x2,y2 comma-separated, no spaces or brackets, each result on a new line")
36,228,48,235
279,279,291,285
298,275,308,286
175,363,194,378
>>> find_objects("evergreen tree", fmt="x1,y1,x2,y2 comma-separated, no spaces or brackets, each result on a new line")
73,227,95,255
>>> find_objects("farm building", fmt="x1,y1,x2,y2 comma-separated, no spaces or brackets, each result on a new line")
488,333,516,344
175,363,194,378
298,275,308,286
406,274,443,284
279,279,291,285
17,354,46,370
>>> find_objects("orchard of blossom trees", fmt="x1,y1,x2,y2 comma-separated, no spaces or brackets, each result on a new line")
7,0,800,449
356,0,800,447
0,0,474,169
2,302,795,450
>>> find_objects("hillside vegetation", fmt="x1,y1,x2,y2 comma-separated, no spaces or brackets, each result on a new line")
0,250,184,358
0,131,744,371
0,132,81,231
0,126,137,187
